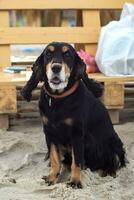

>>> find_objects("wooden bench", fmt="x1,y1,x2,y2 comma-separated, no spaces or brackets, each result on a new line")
0,0,134,129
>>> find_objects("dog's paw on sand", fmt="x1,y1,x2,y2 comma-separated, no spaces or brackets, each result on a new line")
67,180,83,189
42,175,59,186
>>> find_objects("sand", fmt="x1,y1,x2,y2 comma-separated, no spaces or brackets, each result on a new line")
0,118,134,200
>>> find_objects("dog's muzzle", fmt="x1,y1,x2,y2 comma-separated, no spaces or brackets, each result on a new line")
50,63,62,85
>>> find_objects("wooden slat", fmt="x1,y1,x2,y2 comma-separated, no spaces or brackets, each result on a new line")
0,11,9,26
0,72,28,85
0,27,99,44
0,11,10,68
0,0,134,9
89,73,134,82
83,10,100,27
82,10,100,54
0,45,10,68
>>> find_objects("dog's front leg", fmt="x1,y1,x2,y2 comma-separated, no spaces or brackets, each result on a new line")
43,144,60,186
67,136,84,189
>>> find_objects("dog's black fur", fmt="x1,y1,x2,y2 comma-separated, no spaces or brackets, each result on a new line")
21,42,125,188
21,46,103,101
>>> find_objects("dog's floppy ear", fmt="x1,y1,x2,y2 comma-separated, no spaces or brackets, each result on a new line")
75,53,86,80
21,52,44,102
75,53,103,98
31,52,44,82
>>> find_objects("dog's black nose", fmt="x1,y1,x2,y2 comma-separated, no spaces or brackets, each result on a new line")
52,65,61,73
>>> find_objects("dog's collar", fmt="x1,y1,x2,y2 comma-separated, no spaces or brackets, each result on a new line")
44,81,80,99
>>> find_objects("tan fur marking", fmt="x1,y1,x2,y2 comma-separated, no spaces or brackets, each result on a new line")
48,45,55,52
62,62,71,77
64,118,73,126
42,115,48,125
71,150,81,182
46,61,53,74
62,46,69,53
49,144,60,183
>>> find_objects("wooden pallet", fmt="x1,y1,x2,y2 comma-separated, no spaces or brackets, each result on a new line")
0,0,134,129
0,71,134,129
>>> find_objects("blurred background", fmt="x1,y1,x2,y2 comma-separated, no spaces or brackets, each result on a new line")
9,10,121,65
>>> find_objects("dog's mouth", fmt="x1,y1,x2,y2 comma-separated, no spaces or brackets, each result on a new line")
50,77,62,85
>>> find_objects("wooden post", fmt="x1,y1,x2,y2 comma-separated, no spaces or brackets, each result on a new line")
0,114,9,130
82,10,100,55
103,82,124,124
103,82,124,107
0,11,11,70
0,84,17,129
0,11,11,129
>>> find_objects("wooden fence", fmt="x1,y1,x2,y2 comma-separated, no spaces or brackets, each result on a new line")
1,0,134,69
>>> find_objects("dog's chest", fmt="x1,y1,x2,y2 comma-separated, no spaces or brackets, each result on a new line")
40,94,82,121
41,98,82,144
43,114,74,144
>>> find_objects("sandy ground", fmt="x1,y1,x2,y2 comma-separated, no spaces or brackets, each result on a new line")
0,115,134,200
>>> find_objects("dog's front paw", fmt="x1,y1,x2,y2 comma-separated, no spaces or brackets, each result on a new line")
42,175,55,186
67,180,82,189
42,174,59,186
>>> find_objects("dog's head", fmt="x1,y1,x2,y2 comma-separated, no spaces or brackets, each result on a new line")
21,42,103,101
32,42,86,93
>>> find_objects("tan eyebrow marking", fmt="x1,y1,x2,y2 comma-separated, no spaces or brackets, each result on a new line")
48,45,55,52
62,46,69,53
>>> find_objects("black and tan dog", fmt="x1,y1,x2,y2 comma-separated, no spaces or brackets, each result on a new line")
21,42,125,189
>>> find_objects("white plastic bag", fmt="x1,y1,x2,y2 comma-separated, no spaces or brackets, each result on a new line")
95,3,134,76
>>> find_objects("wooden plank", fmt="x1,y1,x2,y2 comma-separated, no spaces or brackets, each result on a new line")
83,10,101,27
0,114,9,129
75,11,84,51
103,82,124,107
0,11,9,26
0,27,99,44
0,0,134,9
17,100,38,113
0,85,17,114
0,72,31,85
89,73,134,82
84,44,98,55
0,45,10,68
82,10,100,54
0,11,10,69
